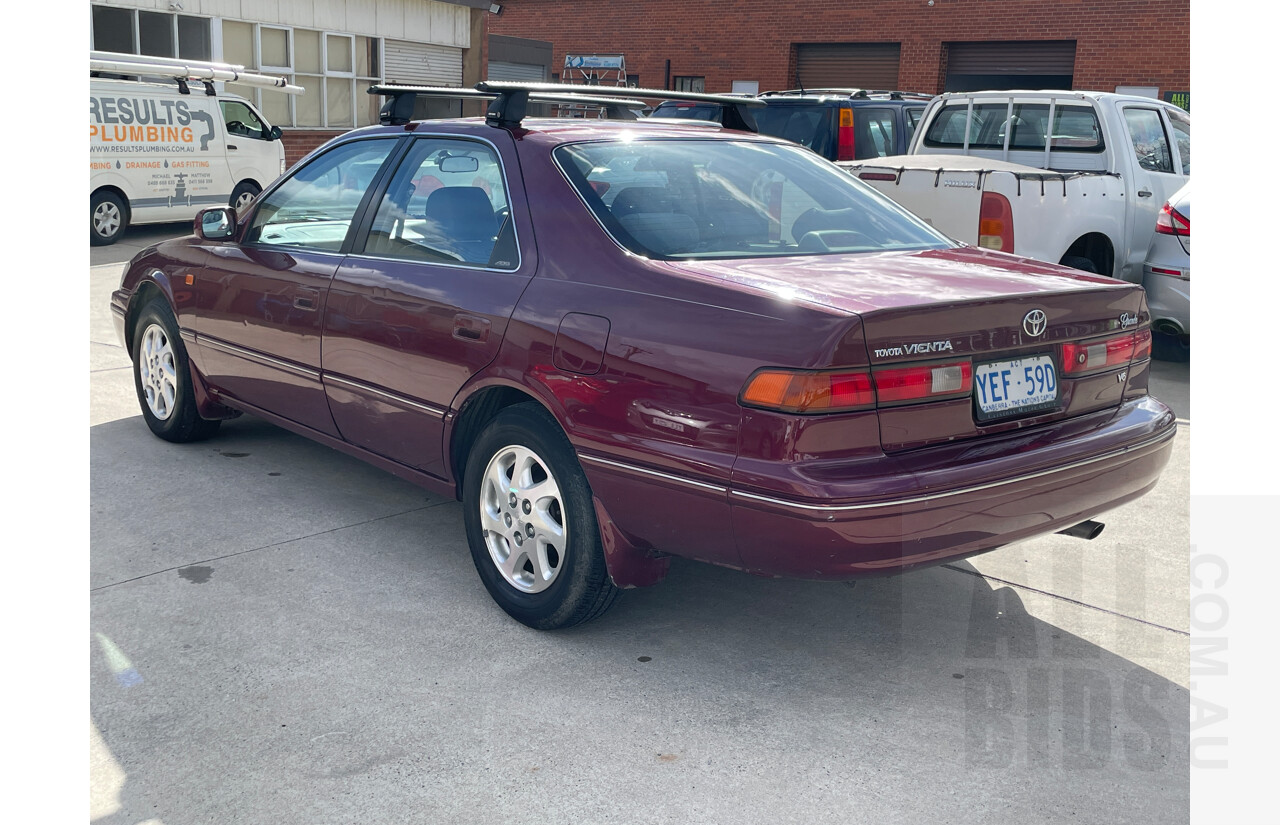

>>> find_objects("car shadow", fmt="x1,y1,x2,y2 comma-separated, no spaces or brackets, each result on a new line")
90,412,1189,823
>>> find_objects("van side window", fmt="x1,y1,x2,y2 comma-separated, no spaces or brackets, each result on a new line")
361,139,516,269
245,138,398,251
220,101,268,140
1167,109,1190,175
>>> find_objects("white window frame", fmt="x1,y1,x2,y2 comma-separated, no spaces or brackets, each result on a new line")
89,5,213,60
221,22,381,130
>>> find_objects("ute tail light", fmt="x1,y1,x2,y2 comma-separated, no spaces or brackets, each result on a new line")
978,191,1015,252
873,361,973,404
1061,332,1148,374
837,108,856,161
741,369,874,413
1154,202,1190,236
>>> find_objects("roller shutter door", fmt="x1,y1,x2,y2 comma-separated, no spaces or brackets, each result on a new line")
795,44,901,91
945,41,1076,92
383,39,463,86
488,61,547,82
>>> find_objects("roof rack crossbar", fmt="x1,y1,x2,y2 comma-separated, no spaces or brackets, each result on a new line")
476,81,762,132
367,84,649,126
90,50,303,94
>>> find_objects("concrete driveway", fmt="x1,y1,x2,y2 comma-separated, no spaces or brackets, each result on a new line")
91,226,1191,824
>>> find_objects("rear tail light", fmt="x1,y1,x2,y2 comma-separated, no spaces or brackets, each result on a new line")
873,361,973,403
859,172,897,182
978,192,1015,252
837,108,855,161
741,369,874,413
1154,202,1190,236
1061,332,1144,374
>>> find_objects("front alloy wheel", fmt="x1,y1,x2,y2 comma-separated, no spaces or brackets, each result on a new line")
138,323,178,421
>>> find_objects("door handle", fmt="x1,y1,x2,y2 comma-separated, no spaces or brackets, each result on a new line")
453,314,491,342
1137,189,1153,198
227,144,239,151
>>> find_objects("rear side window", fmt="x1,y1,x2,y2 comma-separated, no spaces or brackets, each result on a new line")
1167,109,1190,174
924,102,1103,152
854,108,896,159
904,106,923,144
1122,108,1174,173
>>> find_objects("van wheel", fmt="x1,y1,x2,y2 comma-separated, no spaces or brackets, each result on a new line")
91,190,128,246
1060,255,1098,274
231,181,261,212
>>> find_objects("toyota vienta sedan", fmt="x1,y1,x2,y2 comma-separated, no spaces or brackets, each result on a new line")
111,83,1176,629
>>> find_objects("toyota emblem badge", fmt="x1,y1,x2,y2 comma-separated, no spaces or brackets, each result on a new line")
1023,309,1047,337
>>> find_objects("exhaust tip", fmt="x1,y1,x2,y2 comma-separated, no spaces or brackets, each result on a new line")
1057,520,1105,541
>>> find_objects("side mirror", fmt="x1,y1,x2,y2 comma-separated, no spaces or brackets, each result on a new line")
268,125,283,141
195,207,236,241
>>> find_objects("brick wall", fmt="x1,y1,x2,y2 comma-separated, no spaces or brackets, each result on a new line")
490,0,1189,96
280,130,347,168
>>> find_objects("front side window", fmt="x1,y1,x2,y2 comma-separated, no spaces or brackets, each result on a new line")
219,101,268,139
245,138,398,251
1123,108,1174,173
361,139,515,269
555,139,953,260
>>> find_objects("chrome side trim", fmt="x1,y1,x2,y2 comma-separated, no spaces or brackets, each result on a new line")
198,335,321,380
731,426,1178,513
179,328,197,344
578,454,728,494
323,374,447,418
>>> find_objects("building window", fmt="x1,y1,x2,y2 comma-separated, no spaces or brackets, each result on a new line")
626,74,640,88
674,76,705,93
91,5,211,61
221,22,381,130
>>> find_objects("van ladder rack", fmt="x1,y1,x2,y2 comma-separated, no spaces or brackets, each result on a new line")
367,83,649,127
90,51,303,95
476,81,765,132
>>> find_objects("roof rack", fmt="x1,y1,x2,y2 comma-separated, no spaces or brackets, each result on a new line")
759,88,871,99
90,50,303,95
477,81,764,132
368,84,650,127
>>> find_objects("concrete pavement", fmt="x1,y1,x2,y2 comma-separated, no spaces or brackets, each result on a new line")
91,227,1191,824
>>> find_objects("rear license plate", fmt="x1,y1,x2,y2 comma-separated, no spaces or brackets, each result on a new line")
974,355,1059,421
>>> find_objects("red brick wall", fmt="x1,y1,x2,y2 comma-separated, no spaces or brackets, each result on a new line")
280,130,347,168
490,0,1189,96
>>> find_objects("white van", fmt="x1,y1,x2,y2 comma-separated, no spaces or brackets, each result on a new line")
90,71,288,246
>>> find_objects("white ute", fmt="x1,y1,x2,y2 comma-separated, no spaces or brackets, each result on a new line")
90,51,302,246
841,91,1190,281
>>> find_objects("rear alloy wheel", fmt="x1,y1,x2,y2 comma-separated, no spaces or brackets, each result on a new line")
463,403,618,629
132,301,221,443
91,190,128,246
231,181,261,212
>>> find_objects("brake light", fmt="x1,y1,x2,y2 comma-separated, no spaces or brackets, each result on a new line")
837,108,855,161
741,369,874,413
978,192,1015,252
1154,202,1190,236
1061,333,1137,374
873,361,973,403
859,172,897,182
1132,328,1152,360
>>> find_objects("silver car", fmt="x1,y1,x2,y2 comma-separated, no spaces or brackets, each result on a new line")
1143,181,1190,361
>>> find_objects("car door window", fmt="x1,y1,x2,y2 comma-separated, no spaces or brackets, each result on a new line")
245,138,399,251
1122,108,1174,173
220,100,267,139
1167,108,1191,175
856,109,896,159
904,106,923,144
360,138,516,269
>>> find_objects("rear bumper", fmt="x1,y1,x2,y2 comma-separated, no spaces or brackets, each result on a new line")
1142,265,1190,335
582,397,1176,581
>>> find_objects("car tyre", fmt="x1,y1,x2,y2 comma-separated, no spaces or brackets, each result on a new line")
1060,255,1098,274
91,190,128,247
1151,330,1190,362
463,402,619,629
230,180,261,213
132,300,222,443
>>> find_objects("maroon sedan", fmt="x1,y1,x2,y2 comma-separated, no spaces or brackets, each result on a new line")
111,98,1175,629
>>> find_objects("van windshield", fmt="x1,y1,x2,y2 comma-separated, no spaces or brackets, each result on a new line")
554,138,953,260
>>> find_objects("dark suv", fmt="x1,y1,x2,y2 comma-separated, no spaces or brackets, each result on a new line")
650,89,930,162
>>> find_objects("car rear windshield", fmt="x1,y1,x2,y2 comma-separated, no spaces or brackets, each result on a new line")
923,102,1104,152
651,103,723,122
553,138,953,261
